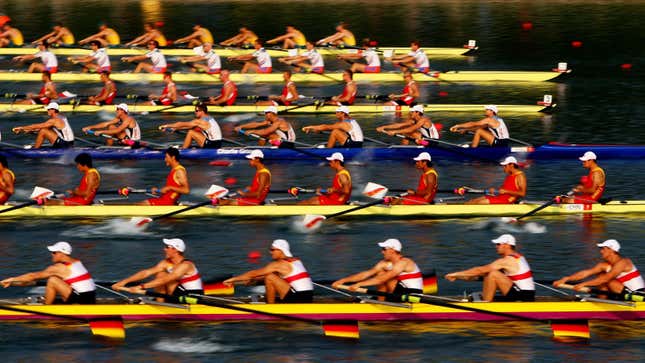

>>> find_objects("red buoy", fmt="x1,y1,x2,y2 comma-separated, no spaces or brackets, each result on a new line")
521,22,533,31
248,251,261,259
571,41,583,48
438,91,448,97
224,177,237,185
209,160,232,167
621,63,633,70
434,123,444,132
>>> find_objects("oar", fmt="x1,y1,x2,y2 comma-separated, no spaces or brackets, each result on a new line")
550,283,641,304
0,186,57,215
0,199,42,215
506,191,574,223
277,100,319,115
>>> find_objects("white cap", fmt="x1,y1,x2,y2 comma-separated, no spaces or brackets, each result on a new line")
326,152,344,162
491,234,516,246
597,239,620,252
271,239,293,257
46,102,59,111
378,238,402,252
579,151,597,161
484,104,498,114
163,238,186,252
500,156,518,165
116,103,129,113
410,104,425,114
335,105,350,114
245,149,265,159
413,152,432,161
263,106,278,114
47,241,72,255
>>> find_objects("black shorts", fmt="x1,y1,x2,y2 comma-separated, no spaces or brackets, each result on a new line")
202,139,222,149
52,139,74,149
66,290,96,304
388,284,422,302
393,100,417,106
342,139,363,148
278,289,313,303
172,288,204,297
491,138,509,147
495,285,535,302
621,287,645,295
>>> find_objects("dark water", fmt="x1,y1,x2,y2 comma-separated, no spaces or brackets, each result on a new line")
1,1,645,361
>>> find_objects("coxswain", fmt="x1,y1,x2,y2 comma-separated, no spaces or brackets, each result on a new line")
174,24,214,48
255,71,299,106
148,71,177,105
82,103,140,146
78,23,120,47
316,22,356,46
332,239,424,301
207,70,238,106
125,22,167,47
158,103,222,149
376,104,438,145
228,39,272,73
302,105,363,148
466,156,526,205
559,151,606,204
45,153,100,206
68,40,111,73
325,69,357,105
1,241,96,304
234,106,296,146
277,40,325,74
215,149,271,206
220,27,258,48
445,234,536,302
388,71,419,106
224,239,313,303
297,152,352,205
178,42,221,74
16,71,58,105
121,40,167,73
554,239,644,297
139,147,189,205
12,42,58,73
336,39,381,73
388,152,438,205
0,155,15,205
113,238,204,299
0,22,24,47
267,25,306,49
32,23,75,46
12,102,74,149
449,105,510,148
388,41,430,73
85,71,117,105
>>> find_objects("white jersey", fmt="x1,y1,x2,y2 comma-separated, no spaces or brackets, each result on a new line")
420,121,440,139
202,116,222,141
363,48,381,67
91,48,111,68
36,50,58,68
345,118,364,142
489,116,509,140
145,48,167,68
164,259,203,291
613,265,645,292
408,48,429,69
275,122,296,141
504,253,535,291
63,260,96,293
281,258,313,292
393,261,424,290
303,49,324,68
54,115,74,142
122,118,140,141
193,46,221,70
252,47,272,68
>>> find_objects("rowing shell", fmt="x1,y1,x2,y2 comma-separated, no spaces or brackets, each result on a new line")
0,70,570,83
0,201,643,219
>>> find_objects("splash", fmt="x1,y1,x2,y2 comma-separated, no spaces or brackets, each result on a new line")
99,166,140,174
152,337,237,353
60,219,154,238
468,219,547,234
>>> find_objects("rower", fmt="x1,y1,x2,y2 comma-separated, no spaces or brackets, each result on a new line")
376,104,438,145
466,156,526,205
297,152,352,205
559,151,606,204
234,106,296,146
449,105,510,148
178,42,221,74
228,39,272,74
78,23,120,47
389,152,438,205
255,71,299,106
215,149,271,206
148,71,177,105
332,238,424,301
388,71,419,106
32,23,75,47
325,69,357,105
121,40,167,73
1,241,96,304
85,71,117,105
16,71,58,105
68,40,111,73
224,239,313,303
0,155,15,205
139,147,189,206
220,26,258,48
82,103,140,146
207,70,238,106
302,105,363,148
0,22,24,47
267,25,307,49
277,40,325,74
336,39,381,73
388,41,430,74
47,153,100,206
159,103,222,149
113,238,204,299
554,239,644,297
12,42,58,73
125,22,167,47
445,234,536,302
174,24,214,48
316,22,356,46
12,102,74,149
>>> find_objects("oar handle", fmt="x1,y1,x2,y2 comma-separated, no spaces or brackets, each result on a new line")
553,283,591,293
336,284,369,294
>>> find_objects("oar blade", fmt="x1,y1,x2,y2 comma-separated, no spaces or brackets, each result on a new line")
363,182,389,199
89,317,126,340
29,186,55,200
130,217,153,228
293,214,327,233
322,321,360,339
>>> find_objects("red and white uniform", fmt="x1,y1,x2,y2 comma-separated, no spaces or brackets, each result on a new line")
236,167,271,206
164,259,203,291
393,262,424,290
400,80,416,105
146,48,167,72
613,265,645,292
278,81,296,106
63,260,96,293
339,81,356,105
64,168,100,206
252,48,272,73
147,165,186,205
36,50,58,72
158,81,175,105
91,48,111,72
36,81,55,104
318,169,351,205
95,80,116,105
402,169,438,205
280,258,313,292
408,48,429,72
504,253,535,291
303,49,324,73
361,48,381,73
485,171,523,204
193,46,221,73
221,80,238,106
575,166,605,203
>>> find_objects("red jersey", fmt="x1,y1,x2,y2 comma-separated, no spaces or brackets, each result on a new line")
318,169,351,205
147,165,186,206
576,166,605,202
236,167,271,205
485,170,524,204
63,168,100,206
221,80,238,106
402,169,438,205
340,81,356,105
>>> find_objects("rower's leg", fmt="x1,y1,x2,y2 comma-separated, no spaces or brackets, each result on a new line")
45,276,72,304
34,129,57,149
264,273,291,303
482,270,512,302
297,196,321,205
465,196,490,205
183,130,204,149
327,129,348,148
242,62,259,74
284,39,294,49
350,63,365,73
28,63,44,73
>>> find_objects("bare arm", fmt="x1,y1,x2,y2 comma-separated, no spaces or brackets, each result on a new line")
2,264,67,287
331,263,384,288
553,263,607,287
111,262,166,290
224,261,289,285
0,170,14,195
82,118,119,132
